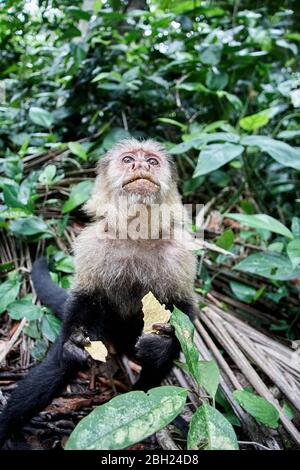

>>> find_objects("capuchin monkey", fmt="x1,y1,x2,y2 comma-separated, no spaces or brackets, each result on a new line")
0,139,197,447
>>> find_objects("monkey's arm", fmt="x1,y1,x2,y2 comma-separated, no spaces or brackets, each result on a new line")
0,292,100,447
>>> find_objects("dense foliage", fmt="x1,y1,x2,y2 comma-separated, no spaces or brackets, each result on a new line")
0,0,300,450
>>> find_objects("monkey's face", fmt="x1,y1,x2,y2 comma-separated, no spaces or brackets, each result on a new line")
108,146,173,203
120,150,161,195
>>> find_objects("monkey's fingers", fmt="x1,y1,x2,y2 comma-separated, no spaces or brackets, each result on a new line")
70,327,90,347
62,339,90,366
152,323,174,336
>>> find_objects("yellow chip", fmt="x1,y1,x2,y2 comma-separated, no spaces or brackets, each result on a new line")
142,291,171,334
84,341,108,362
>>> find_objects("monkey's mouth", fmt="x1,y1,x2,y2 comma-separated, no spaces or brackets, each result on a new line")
122,176,160,194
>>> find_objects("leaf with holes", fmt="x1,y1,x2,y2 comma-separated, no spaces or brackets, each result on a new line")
65,386,187,450
188,404,238,450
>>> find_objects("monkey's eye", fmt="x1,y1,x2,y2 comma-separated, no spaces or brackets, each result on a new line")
147,157,159,166
122,155,134,164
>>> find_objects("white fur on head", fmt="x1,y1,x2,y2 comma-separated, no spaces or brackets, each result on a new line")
84,138,180,218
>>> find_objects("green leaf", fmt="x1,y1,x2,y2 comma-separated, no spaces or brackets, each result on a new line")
239,107,280,131
41,314,62,342
217,91,243,110
65,386,187,450
23,320,40,339
283,401,295,421
9,216,53,238
233,390,279,428
0,208,29,220
198,360,220,398
8,295,44,320
29,107,54,128
287,239,300,269
3,185,26,210
0,277,21,314
55,255,74,273
241,136,300,171
200,45,222,65
62,181,93,213
169,133,239,155
187,404,238,450
216,229,234,250
206,69,228,91
68,142,88,160
31,338,49,361
277,130,300,140
229,281,257,304
171,307,201,385
194,144,244,177
234,252,300,281
157,118,186,129
291,217,300,238
39,165,57,185
224,213,293,239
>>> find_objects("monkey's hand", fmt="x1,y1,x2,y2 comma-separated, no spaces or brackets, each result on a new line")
62,327,92,367
135,324,177,369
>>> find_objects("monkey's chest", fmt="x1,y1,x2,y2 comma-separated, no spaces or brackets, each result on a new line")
99,241,187,309
75,239,195,316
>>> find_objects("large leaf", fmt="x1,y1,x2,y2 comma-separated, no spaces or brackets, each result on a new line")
187,404,238,450
229,281,257,304
287,239,300,269
29,107,54,128
239,107,283,131
169,133,239,155
233,390,279,428
55,254,75,273
194,143,244,177
198,360,220,398
171,307,201,384
0,276,21,315
41,314,62,342
65,386,187,450
62,181,93,213
234,252,300,281
171,308,219,397
68,142,88,160
9,216,53,238
224,213,293,239
8,295,44,320
241,136,300,170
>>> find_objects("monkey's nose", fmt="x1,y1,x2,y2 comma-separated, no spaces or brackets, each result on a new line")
133,161,150,171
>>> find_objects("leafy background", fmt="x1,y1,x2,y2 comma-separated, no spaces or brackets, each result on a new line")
0,0,300,450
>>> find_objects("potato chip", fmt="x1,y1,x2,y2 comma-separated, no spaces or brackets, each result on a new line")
85,340,108,362
142,291,171,334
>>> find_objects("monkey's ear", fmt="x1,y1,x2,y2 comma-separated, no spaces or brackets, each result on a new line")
169,158,179,183
83,155,111,217
83,175,103,217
